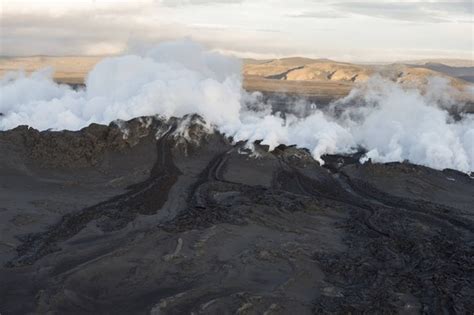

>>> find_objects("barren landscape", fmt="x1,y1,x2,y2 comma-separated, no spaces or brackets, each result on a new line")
1,42,473,315
2,0,474,312
1,115,473,314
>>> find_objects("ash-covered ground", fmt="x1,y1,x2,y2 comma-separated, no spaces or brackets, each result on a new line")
0,115,473,314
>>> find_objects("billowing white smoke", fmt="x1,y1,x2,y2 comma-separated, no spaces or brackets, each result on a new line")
0,41,242,130
1,40,473,173
339,78,473,172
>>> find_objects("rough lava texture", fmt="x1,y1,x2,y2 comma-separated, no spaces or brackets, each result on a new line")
0,116,473,314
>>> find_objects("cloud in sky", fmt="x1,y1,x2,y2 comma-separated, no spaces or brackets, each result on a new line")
0,0,472,61
287,11,347,19
333,1,473,23
157,0,245,6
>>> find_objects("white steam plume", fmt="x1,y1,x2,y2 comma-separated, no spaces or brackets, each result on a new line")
0,40,473,173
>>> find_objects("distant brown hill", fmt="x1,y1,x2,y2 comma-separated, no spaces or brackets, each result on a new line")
0,56,102,85
413,63,474,83
243,57,473,105
398,59,473,68
1,56,472,103
243,57,472,87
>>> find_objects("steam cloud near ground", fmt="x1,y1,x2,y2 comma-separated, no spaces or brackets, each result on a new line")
1,41,473,172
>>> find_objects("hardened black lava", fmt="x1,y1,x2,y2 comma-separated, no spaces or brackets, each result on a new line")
0,116,473,314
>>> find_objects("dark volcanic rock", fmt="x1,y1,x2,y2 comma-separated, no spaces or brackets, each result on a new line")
0,116,473,314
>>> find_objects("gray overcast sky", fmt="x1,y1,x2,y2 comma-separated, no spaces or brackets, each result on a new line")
1,0,473,61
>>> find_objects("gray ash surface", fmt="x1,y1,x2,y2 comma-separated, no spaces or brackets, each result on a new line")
0,115,473,314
